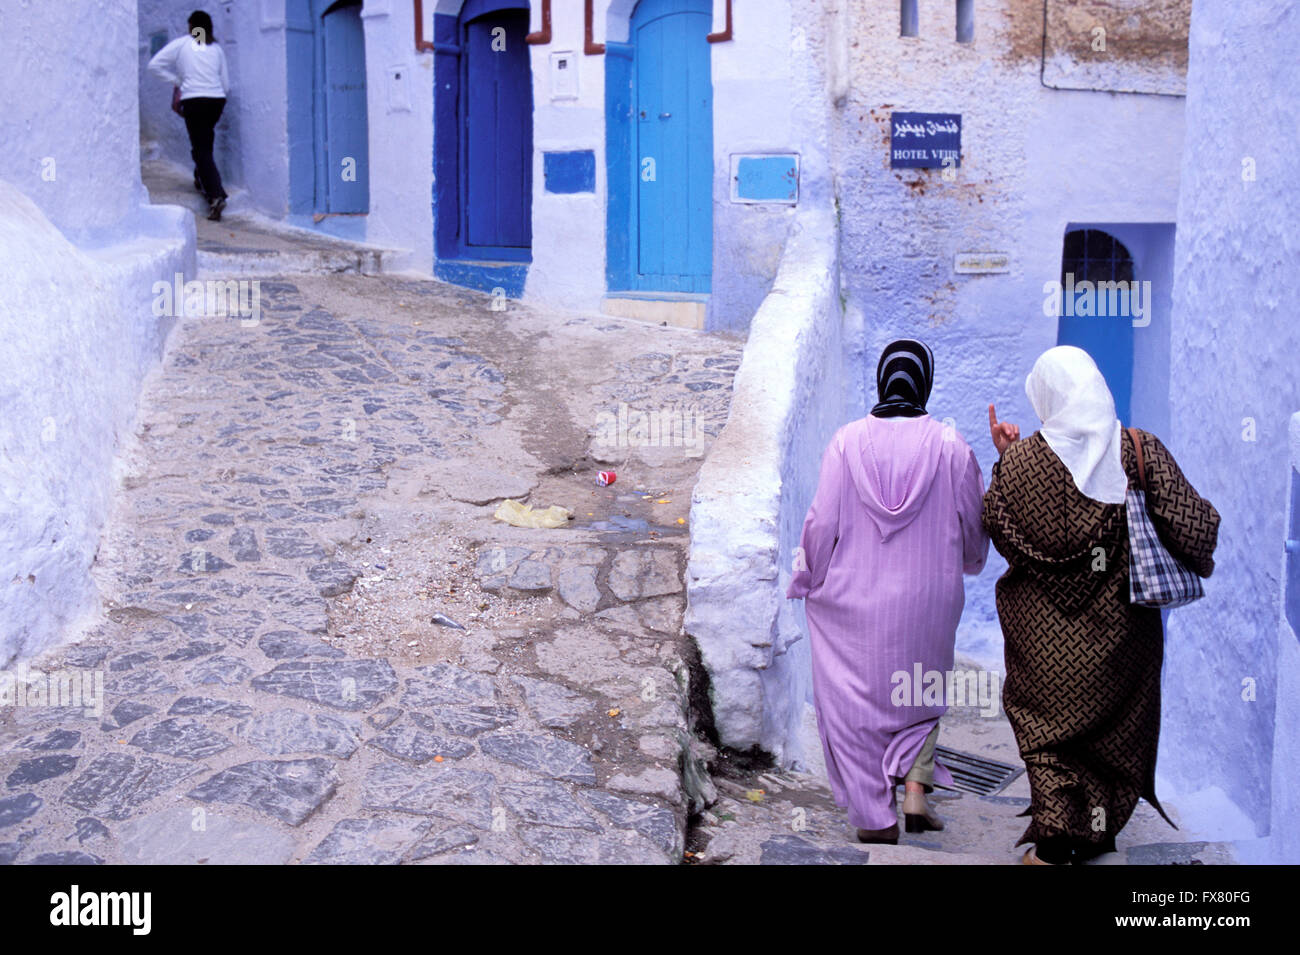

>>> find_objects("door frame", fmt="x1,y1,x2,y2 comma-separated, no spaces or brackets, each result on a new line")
316,0,370,213
434,0,533,264
605,0,714,294
286,0,371,216
1055,226,1136,425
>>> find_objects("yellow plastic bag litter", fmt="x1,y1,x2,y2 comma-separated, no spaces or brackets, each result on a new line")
493,499,572,528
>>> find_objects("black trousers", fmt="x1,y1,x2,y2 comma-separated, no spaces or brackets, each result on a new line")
181,97,228,202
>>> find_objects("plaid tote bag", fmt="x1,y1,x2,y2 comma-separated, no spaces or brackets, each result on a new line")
1126,428,1204,608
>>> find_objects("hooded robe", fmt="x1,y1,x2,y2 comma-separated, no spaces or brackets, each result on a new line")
787,413,989,830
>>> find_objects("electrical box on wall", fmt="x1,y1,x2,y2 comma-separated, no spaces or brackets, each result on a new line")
550,51,578,101
387,64,411,113
218,2,236,45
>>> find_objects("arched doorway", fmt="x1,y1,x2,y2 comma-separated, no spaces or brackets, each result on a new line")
1057,228,1135,424
606,0,714,293
286,0,371,215
434,0,534,271
461,1,533,254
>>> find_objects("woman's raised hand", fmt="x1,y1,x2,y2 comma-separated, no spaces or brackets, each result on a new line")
988,403,1020,455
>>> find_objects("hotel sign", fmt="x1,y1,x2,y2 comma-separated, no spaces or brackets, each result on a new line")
890,112,962,169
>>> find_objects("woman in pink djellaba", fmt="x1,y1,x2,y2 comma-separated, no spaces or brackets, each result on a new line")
787,339,989,844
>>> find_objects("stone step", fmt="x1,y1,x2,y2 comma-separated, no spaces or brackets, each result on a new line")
196,242,388,278
601,295,708,330
694,770,1240,865
142,159,398,277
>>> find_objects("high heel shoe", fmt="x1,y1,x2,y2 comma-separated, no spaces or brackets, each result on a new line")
902,791,945,832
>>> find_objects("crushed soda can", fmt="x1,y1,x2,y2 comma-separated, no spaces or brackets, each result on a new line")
597,470,617,487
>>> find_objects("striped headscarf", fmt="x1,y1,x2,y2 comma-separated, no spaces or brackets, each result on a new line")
870,339,935,418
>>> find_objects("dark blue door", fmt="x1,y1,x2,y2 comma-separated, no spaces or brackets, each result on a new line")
317,0,369,213
632,0,712,292
1057,229,1135,424
462,2,532,254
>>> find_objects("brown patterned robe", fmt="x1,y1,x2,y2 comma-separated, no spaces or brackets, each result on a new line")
981,429,1220,850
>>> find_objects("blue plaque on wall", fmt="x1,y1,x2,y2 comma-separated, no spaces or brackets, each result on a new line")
731,154,800,203
543,150,596,194
889,112,962,169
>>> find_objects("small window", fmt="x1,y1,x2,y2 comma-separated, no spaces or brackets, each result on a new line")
956,0,974,43
900,0,918,38
149,30,168,55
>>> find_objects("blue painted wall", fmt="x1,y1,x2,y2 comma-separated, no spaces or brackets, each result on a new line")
1161,0,1300,858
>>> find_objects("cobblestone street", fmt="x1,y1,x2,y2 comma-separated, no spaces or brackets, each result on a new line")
0,241,744,864
0,166,1247,868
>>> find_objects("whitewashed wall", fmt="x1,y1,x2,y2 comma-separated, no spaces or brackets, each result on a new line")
522,0,611,310
685,0,863,763
1160,0,1300,861
360,0,435,272
685,201,854,762
1,0,195,666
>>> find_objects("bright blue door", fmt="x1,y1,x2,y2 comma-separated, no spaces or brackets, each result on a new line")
461,2,532,255
632,0,713,292
319,0,369,213
1057,229,1135,424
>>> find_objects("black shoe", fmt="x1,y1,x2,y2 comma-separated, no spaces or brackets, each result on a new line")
856,824,899,845
207,196,226,221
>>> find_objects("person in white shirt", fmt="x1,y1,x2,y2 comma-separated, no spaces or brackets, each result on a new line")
148,10,230,220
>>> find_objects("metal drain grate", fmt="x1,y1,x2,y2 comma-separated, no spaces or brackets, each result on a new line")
932,746,1023,795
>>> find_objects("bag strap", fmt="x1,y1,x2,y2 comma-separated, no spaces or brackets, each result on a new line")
1127,427,1147,493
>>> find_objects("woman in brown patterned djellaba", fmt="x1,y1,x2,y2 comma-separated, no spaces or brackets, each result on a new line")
982,346,1220,866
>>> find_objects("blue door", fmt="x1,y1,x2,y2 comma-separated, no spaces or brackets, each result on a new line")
631,0,713,292
461,1,532,256
1057,229,1135,424
318,0,369,213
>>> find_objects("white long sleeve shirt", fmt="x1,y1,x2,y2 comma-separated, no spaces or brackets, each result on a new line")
148,35,230,100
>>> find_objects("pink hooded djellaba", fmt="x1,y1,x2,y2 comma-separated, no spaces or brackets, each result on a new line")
787,413,989,830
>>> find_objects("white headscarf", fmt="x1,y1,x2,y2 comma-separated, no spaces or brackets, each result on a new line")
1024,346,1128,504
